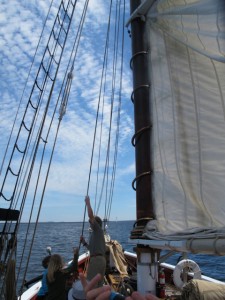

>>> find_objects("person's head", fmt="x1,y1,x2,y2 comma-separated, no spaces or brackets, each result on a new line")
47,254,64,283
42,255,51,269
94,216,102,227
68,280,86,300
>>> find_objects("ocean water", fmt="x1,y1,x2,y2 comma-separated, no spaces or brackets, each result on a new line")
16,221,225,292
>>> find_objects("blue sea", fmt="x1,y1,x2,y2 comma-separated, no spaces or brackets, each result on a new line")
17,221,225,292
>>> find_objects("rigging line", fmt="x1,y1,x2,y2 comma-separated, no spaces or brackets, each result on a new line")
3,26,59,236
107,0,125,221
57,0,91,123
0,0,54,177
12,41,55,212
1,5,72,256
18,118,63,294
104,0,122,220
59,0,92,251
93,74,106,215
2,133,42,251
58,0,89,83
94,0,117,217
93,21,111,215
48,1,91,244
15,157,39,288
59,71,73,119
1,1,78,290
70,0,90,71
16,70,67,288
16,0,90,257
96,0,121,219
16,106,54,285
17,7,78,285
80,0,113,239
16,61,73,289
14,116,49,282
19,2,86,260
12,85,49,212
17,18,78,292
2,0,76,211
56,0,90,130
2,90,50,255
0,0,71,206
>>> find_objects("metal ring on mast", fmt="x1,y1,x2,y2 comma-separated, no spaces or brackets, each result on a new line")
132,171,151,191
130,217,152,239
130,50,148,69
131,84,150,103
131,125,151,147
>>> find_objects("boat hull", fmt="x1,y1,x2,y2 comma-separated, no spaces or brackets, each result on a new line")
19,250,225,300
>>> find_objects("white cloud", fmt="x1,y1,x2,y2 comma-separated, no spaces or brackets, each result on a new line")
0,0,135,222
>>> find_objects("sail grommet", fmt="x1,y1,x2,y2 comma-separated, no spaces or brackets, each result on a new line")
173,259,201,289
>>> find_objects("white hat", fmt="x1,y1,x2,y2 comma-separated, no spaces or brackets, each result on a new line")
68,280,86,300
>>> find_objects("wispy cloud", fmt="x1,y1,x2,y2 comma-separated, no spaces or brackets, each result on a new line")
0,0,135,222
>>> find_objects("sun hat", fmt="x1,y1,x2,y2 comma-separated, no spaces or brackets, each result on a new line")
68,280,86,300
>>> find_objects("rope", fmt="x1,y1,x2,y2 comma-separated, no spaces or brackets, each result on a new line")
0,0,54,177
0,0,55,245
80,0,126,241
17,0,79,284
79,0,114,246
1,0,126,295
4,0,79,294
107,0,126,222
18,115,64,293
96,0,126,223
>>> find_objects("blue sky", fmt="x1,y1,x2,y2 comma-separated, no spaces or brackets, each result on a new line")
0,0,136,222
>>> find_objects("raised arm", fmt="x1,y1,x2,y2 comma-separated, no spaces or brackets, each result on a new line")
85,196,95,223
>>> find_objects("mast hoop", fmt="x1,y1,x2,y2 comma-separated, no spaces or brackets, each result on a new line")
132,171,151,191
130,50,148,70
130,217,152,239
131,84,150,103
133,217,152,228
131,125,151,147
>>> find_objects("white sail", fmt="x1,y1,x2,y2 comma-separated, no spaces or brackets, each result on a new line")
142,0,225,234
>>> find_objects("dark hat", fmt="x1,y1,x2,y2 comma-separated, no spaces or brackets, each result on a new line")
42,255,51,269
94,216,102,227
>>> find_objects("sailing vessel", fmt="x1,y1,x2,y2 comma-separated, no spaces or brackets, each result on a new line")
1,0,225,299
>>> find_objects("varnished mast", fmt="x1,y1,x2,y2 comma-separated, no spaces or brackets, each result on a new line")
129,0,159,295
130,0,154,236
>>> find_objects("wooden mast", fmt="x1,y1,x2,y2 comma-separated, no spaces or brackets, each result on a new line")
129,0,159,295
130,0,154,236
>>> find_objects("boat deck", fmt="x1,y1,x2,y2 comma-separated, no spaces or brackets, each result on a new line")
106,272,181,299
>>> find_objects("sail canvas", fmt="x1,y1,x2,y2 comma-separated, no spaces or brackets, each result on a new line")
142,0,225,234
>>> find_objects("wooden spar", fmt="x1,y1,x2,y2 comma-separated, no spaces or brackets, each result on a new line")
129,0,154,233
129,1,159,295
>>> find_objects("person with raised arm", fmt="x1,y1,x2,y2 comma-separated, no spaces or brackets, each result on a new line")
80,196,106,287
